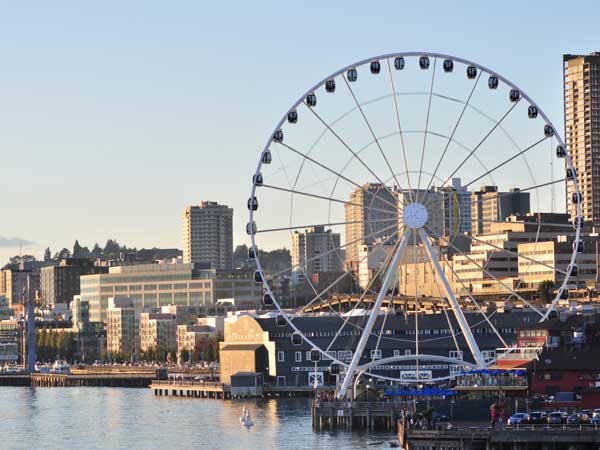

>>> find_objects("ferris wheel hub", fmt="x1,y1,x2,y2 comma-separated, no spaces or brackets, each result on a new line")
403,202,428,229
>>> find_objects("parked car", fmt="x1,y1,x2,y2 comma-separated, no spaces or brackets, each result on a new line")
567,413,583,425
508,413,530,425
590,416,600,425
529,411,548,424
547,412,565,425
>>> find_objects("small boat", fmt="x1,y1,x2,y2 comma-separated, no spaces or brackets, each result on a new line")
240,405,253,429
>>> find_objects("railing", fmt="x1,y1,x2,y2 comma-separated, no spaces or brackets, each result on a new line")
151,380,227,389
315,400,410,409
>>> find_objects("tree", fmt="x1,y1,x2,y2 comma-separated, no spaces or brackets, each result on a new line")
73,240,83,258
538,280,556,304
54,248,71,260
44,247,52,262
180,348,190,364
91,243,102,258
8,254,36,265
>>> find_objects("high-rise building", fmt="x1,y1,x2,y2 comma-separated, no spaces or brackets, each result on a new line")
182,201,233,269
0,267,39,310
291,226,342,283
471,186,530,235
441,178,472,237
563,53,600,225
344,183,398,272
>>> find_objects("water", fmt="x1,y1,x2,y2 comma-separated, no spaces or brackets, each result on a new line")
0,388,395,449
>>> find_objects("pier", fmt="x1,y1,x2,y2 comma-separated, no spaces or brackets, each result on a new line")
398,422,600,450
150,380,231,399
311,400,409,431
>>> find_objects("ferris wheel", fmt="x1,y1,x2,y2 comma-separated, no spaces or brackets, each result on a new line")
247,52,582,399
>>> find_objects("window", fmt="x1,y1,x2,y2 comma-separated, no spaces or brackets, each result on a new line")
482,350,496,362
306,351,312,361
405,349,412,356
295,351,302,363
277,351,284,362
449,350,463,359
370,349,382,360
393,350,400,357
277,376,286,386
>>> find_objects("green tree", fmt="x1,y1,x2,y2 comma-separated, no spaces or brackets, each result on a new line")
73,240,83,258
43,247,52,262
538,280,555,304
91,243,103,258
180,348,190,363
54,248,71,260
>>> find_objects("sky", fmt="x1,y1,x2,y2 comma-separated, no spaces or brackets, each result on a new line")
0,0,599,264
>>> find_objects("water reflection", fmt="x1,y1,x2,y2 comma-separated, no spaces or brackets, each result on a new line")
0,388,393,450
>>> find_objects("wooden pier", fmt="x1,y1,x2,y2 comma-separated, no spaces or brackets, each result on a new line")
311,400,409,431
31,372,154,387
150,380,232,399
398,422,600,450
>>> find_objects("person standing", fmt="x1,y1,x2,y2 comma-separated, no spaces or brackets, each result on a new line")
490,402,497,428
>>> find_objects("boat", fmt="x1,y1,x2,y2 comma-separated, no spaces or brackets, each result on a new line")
240,405,253,429
50,360,71,374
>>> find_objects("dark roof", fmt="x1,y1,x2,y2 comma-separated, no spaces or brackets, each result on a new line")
529,349,600,371
519,315,587,332
221,344,264,351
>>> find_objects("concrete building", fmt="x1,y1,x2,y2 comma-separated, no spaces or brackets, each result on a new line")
344,183,398,272
471,186,530,235
518,236,599,290
177,324,217,358
0,267,39,311
358,241,394,290
70,296,90,332
140,312,177,353
182,201,233,269
564,53,600,226
0,320,20,363
40,258,107,306
80,262,215,323
291,226,342,283
106,297,138,358
213,269,262,306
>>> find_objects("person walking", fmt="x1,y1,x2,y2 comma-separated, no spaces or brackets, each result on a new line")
490,402,497,429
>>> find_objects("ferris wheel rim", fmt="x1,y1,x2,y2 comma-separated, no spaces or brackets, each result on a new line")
248,51,583,386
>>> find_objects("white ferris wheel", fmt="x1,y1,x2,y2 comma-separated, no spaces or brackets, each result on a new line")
247,52,582,399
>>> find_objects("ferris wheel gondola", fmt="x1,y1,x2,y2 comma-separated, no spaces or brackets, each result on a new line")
248,52,582,399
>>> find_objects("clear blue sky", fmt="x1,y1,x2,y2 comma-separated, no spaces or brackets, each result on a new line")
0,0,598,263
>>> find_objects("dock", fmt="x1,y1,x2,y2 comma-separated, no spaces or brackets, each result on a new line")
312,400,409,431
398,422,600,450
150,380,232,399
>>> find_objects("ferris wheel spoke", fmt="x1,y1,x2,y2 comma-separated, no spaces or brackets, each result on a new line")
429,229,544,317
276,142,400,212
386,59,414,202
272,221,399,277
441,101,520,187
463,136,550,189
446,261,509,349
418,227,487,367
337,228,413,399
259,183,397,216
425,72,482,192
458,231,569,276
255,217,395,234
416,58,437,203
325,230,404,353
342,75,403,193
304,103,398,200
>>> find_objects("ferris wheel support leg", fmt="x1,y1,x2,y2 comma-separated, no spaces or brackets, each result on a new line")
336,229,412,400
418,228,486,368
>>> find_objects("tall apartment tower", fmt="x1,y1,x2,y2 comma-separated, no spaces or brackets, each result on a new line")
291,226,342,283
182,201,233,269
344,183,398,272
563,53,600,225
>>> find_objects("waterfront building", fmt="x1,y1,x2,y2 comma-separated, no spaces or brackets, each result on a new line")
140,312,177,353
182,201,233,269
176,324,217,358
0,320,20,363
291,226,342,284
564,53,600,226
357,241,394,290
219,311,538,387
40,258,107,307
106,297,138,358
471,186,530,235
344,183,398,272
80,262,214,323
